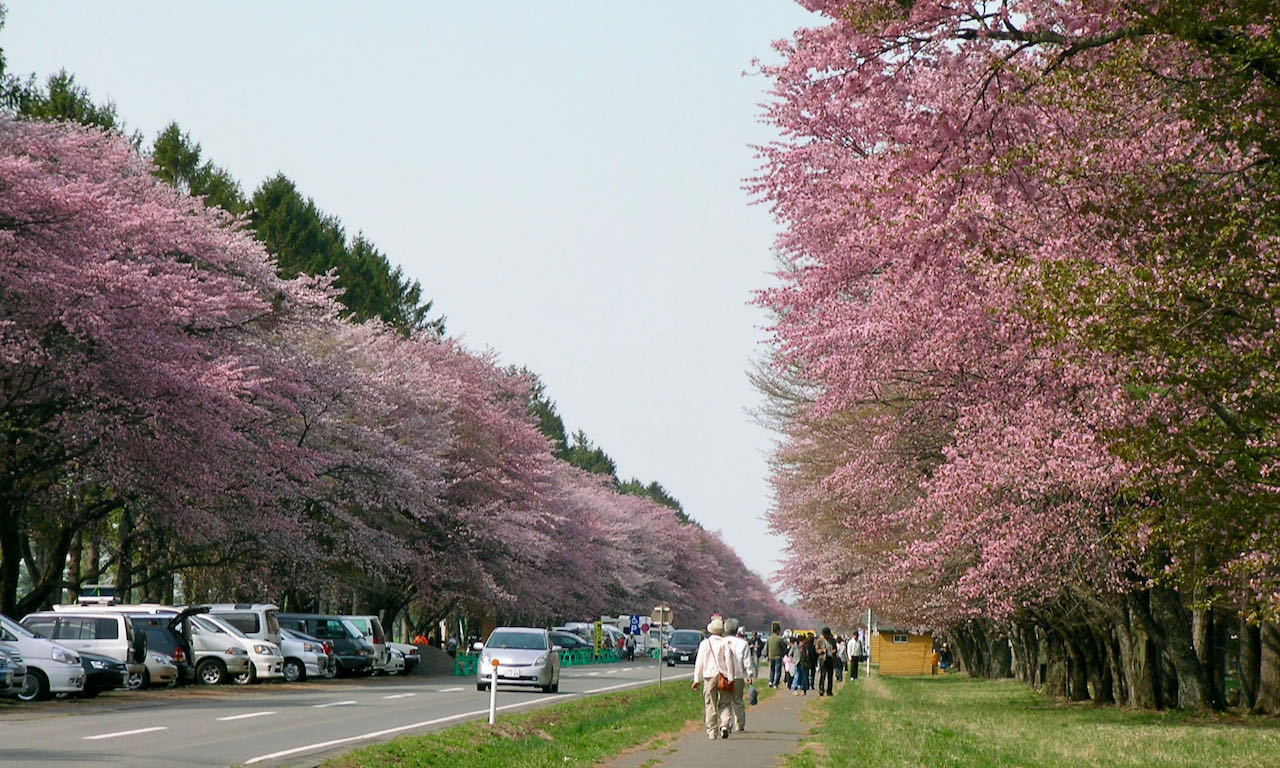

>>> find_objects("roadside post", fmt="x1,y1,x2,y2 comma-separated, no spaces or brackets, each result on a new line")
488,659,499,724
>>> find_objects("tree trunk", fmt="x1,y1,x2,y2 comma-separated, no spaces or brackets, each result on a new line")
1121,596,1160,709
1064,631,1091,701
1240,620,1261,710
1255,622,1280,714
1148,585,1211,710
1044,631,1068,699
116,507,134,604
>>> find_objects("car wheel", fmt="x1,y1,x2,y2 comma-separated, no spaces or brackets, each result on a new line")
18,668,50,702
196,659,227,686
282,659,304,683
323,661,338,679
477,682,488,692
667,661,674,667
127,668,151,690
551,682,559,693
232,666,256,685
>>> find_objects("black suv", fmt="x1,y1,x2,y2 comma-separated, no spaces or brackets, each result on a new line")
664,629,704,666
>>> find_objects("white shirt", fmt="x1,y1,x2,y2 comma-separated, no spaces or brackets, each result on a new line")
693,635,743,681
726,634,752,682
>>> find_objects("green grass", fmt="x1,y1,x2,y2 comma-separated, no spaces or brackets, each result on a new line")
786,674,1280,768
320,680,772,768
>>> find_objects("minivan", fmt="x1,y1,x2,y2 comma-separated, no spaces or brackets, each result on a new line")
22,609,147,666
343,615,388,672
276,614,376,675
0,612,85,701
189,613,283,684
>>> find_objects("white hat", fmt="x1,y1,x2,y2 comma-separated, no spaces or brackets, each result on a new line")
707,617,725,636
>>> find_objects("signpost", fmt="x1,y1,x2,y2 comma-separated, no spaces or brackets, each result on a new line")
652,604,672,686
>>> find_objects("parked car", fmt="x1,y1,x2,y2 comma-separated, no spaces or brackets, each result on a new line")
0,612,85,701
22,609,147,667
387,641,420,674
549,630,593,652
384,646,406,675
123,613,195,685
130,649,179,690
279,627,332,683
189,614,282,684
474,627,561,693
0,646,28,697
277,614,376,676
664,629,704,666
73,651,130,698
343,615,388,673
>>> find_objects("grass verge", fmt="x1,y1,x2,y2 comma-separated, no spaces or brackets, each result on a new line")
787,674,1280,768
320,677,757,768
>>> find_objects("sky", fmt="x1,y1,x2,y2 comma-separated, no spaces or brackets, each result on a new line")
2,1,821,595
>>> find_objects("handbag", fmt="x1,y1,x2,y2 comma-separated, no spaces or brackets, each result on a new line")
748,683,759,705
715,672,734,692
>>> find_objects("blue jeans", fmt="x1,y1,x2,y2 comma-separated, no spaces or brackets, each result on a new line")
791,664,810,691
769,658,783,687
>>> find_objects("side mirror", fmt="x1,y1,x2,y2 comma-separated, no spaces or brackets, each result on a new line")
551,645,563,652
471,641,484,652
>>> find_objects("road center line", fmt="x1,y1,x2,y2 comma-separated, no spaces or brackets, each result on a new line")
83,726,167,741
313,700,358,708
438,686,464,692
217,711,276,721
382,693,416,699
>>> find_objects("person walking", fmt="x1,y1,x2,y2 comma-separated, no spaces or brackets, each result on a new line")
848,630,866,680
724,619,753,732
692,615,740,740
766,622,787,689
835,634,847,683
789,635,813,695
817,627,837,696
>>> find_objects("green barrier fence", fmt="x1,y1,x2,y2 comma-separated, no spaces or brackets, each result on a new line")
455,645,653,674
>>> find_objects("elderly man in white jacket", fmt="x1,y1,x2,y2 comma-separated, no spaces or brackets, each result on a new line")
692,615,745,740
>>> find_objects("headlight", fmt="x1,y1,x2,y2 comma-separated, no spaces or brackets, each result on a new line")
226,647,249,656
51,647,79,665
533,654,547,666
253,644,272,655
89,660,108,670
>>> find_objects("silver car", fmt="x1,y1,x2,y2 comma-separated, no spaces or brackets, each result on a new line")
475,627,561,693
128,650,179,690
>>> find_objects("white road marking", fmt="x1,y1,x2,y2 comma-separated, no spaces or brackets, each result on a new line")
382,693,416,699
313,700,358,708
583,678,679,695
244,702,536,765
217,711,276,722
438,686,464,692
83,727,167,741
587,671,601,676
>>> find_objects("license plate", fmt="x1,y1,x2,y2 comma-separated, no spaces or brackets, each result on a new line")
680,655,690,662
499,668,521,678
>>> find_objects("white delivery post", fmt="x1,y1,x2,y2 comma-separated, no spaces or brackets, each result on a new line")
488,658,499,724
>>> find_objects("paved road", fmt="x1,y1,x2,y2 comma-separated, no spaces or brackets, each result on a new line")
0,662,692,767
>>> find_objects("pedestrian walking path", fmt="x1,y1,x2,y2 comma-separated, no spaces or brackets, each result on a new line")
602,684,819,768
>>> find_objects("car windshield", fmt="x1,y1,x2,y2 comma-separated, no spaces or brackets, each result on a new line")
671,630,702,644
487,631,548,651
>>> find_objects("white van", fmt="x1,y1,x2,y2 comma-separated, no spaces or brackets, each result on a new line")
0,613,85,701
343,615,388,673
190,614,283,684
202,603,282,645
23,609,146,665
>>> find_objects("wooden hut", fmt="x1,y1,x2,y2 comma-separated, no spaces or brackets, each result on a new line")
870,626,935,675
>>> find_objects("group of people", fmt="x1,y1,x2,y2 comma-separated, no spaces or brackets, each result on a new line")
763,624,867,697
691,616,870,741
